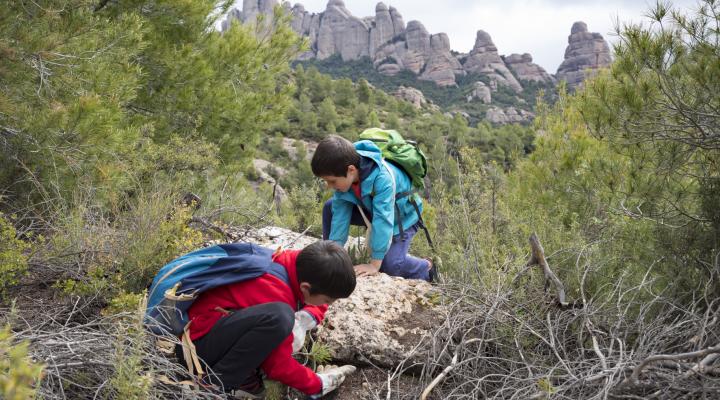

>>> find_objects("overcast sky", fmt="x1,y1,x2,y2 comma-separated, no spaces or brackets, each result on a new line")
227,0,700,72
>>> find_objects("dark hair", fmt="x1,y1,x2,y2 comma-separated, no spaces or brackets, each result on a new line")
311,135,360,177
296,240,356,298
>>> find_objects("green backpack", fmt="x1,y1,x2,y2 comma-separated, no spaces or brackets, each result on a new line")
358,128,428,190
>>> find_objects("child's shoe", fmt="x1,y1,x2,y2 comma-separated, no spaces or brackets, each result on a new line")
226,372,265,399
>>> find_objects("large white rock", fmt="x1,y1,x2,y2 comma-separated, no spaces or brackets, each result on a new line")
504,53,555,84
316,273,444,367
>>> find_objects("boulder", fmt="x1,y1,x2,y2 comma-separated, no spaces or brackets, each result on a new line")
315,273,443,367
556,21,612,89
252,159,288,201
468,81,491,104
238,226,444,368
281,138,317,161
504,53,555,84
393,86,427,108
462,30,523,93
485,106,535,124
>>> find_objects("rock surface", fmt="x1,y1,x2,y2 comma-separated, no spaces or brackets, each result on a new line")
485,106,534,124
504,53,555,84
468,81,491,104
240,227,444,367
462,30,523,93
556,21,612,89
222,1,543,89
393,86,427,108
316,273,443,367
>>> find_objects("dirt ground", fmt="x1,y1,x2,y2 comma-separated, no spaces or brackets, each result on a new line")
277,367,437,400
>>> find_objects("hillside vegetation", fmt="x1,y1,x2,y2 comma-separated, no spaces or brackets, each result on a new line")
0,0,718,399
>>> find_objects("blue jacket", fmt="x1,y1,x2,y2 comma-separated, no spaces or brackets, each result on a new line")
329,140,423,260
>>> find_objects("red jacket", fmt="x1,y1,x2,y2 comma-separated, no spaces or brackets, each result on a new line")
187,249,326,395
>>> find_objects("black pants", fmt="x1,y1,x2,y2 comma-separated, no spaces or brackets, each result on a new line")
177,302,294,390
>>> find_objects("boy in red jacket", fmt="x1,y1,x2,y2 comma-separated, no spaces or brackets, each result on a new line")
180,240,357,398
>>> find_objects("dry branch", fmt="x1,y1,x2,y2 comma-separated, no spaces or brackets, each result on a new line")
630,344,720,383
525,232,569,306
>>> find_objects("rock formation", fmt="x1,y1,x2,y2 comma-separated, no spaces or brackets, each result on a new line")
222,1,550,89
316,273,443,367
393,86,428,108
461,30,523,93
239,226,443,367
485,106,534,124
468,81,491,104
504,53,555,84
556,22,612,89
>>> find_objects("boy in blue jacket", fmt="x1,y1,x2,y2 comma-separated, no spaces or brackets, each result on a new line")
311,135,433,281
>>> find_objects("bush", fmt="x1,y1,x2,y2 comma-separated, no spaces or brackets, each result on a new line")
0,325,44,400
0,214,29,300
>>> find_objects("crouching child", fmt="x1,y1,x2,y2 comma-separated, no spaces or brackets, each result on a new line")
145,240,357,399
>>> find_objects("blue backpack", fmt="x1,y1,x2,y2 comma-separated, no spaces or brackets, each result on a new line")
145,242,290,336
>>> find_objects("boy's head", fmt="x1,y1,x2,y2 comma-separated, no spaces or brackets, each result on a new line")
296,240,356,306
311,135,360,192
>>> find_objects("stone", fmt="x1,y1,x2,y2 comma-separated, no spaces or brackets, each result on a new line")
315,273,444,367
235,226,443,368
252,159,288,201
462,30,523,93
393,86,427,108
504,53,555,84
556,21,612,89
281,138,317,161
485,106,535,124
240,225,366,254
469,81,491,104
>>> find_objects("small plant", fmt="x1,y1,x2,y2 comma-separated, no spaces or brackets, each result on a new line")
308,341,333,368
0,325,44,400
108,297,152,399
0,213,29,300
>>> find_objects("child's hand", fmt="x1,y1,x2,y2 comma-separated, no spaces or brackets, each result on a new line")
354,262,380,277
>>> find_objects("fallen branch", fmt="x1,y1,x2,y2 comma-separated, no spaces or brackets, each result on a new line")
420,338,483,400
630,343,720,383
526,233,569,306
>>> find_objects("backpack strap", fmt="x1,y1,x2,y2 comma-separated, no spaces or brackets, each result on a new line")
395,190,435,251
181,323,204,379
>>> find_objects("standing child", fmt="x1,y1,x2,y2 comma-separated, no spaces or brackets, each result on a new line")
311,135,433,281
166,240,357,399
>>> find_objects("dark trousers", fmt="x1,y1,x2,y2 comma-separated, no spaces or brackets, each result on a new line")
177,302,294,391
322,200,430,280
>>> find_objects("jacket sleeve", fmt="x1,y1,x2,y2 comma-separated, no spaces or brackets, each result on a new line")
261,335,322,395
329,195,352,246
369,168,395,260
301,303,328,324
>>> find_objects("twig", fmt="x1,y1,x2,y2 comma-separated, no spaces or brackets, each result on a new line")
420,338,483,400
630,344,720,382
527,233,569,306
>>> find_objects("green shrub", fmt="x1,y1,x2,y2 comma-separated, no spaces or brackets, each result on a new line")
0,325,44,400
0,214,29,300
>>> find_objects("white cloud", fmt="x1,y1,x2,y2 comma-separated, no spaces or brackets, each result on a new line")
230,0,700,72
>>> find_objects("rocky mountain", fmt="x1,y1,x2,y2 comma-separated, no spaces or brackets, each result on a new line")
223,1,612,123
224,0,565,89
556,22,612,89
